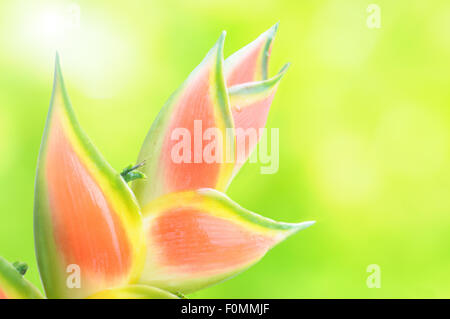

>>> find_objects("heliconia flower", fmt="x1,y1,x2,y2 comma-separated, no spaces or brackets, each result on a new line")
0,24,313,299
137,188,314,293
0,257,43,299
133,23,288,206
33,55,145,299
129,24,315,294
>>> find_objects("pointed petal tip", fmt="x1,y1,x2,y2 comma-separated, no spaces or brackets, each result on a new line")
216,30,226,53
53,52,64,88
260,23,279,80
275,219,316,233
206,31,227,60
264,22,279,46
259,22,279,41
214,31,226,47
295,220,316,230
197,188,314,235
54,52,61,73
269,22,279,36
281,62,291,72
259,62,290,87
275,220,316,243
227,62,290,95
273,62,290,81
138,189,315,293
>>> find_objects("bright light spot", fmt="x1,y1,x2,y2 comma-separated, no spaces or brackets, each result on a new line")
30,3,81,48
11,2,139,99
40,9,64,39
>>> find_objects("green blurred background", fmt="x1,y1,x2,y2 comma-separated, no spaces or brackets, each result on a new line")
1,0,450,298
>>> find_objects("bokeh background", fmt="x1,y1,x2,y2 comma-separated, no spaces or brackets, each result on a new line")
1,0,450,298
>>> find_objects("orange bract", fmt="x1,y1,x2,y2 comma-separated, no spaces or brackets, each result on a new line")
232,94,274,163
150,208,273,275
225,35,272,86
161,66,220,192
233,95,273,131
46,115,132,278
0,289,7,299
226,46,261,86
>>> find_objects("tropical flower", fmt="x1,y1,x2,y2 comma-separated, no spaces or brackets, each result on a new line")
0,24,314,299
